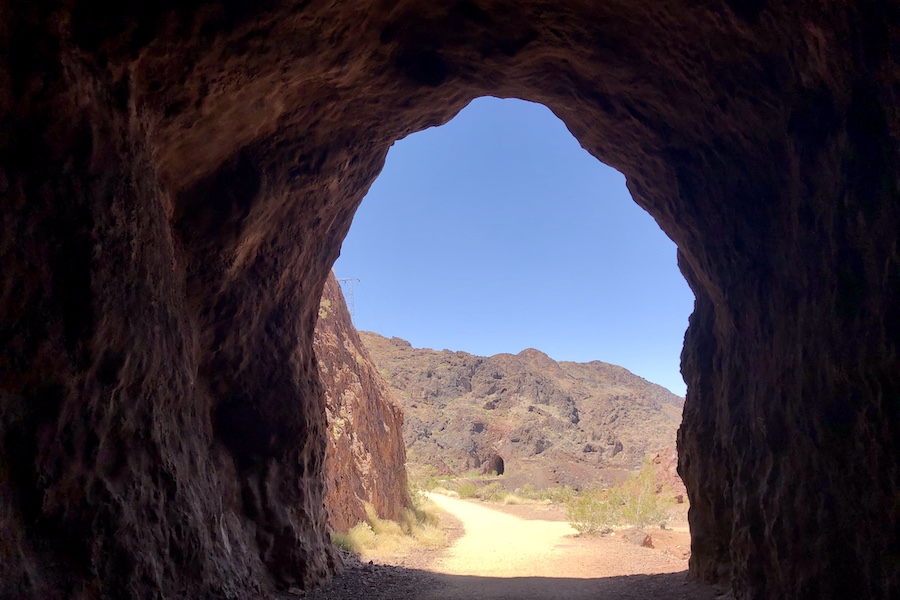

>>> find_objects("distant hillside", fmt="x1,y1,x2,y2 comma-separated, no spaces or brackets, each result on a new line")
359,332,684,488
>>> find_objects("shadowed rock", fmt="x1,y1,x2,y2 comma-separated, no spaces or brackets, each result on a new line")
0,1,897,599
314,273,411,533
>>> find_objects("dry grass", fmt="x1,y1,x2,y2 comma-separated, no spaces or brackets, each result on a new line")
331,500,447,559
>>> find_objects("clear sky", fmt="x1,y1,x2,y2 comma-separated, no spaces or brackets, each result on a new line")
333,97,694,396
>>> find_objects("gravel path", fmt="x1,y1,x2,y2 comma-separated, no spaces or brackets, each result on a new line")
293,495,728,600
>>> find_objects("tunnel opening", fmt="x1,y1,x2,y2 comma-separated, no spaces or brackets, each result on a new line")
320,96,695,580
1,3,896,599
485,454,505,476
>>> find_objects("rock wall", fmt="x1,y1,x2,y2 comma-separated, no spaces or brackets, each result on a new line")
314,274,410,533
0,1,897,599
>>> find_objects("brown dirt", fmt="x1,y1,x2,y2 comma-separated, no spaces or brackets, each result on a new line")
295,493,724,600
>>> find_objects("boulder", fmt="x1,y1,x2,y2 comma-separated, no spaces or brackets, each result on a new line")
622,528,654,548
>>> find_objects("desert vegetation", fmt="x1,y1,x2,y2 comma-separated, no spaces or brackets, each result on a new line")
564,461,674,534
411,460,676,536
330,500,447,559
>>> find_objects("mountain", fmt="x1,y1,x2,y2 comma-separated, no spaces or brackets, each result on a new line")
314,275,410,532
359,332,684,488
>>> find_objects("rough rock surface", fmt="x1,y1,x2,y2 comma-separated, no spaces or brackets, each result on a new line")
622,528,654,549
314,274,410,533
359,331,683,480
0,2,897,599
649,448,689,504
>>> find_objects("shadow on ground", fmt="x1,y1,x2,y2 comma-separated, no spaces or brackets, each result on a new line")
291,562,727,600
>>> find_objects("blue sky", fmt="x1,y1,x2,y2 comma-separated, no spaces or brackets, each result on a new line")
334,97,694,396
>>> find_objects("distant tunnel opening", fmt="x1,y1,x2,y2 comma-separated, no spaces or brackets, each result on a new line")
486,454,505,476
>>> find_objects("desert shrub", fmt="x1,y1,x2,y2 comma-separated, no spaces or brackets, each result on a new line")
333,501,447,558
565,460,675,535
409,487,426,511
510,483,575,503
400,503,440,530
542,485,577,504
407,463,444,492
318,298,331,319
617,462,674,528
400,507,445,547
565,487,623,535
478,482,510,502
516,483,538,499
345,521,376,549
331,532,357,552
456,482,478,498
365,504,405,536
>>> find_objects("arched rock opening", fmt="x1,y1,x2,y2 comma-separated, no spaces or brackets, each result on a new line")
486,455,505,476
0,2,897,599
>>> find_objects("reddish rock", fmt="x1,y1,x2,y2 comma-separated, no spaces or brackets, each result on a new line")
0,2,896,599
314,274,411,533
360,331,684,479
649,447,689,502
622,528,654,548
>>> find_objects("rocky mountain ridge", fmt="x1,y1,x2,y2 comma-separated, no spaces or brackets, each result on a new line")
359,332,684,487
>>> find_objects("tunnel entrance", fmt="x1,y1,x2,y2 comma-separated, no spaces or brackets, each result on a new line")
328,97,695,585
1,3,895,600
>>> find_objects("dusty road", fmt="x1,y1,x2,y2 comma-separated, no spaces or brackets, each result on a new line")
297,495,725,600
421,493,722,600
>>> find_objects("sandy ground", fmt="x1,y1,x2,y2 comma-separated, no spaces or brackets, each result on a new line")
294,495,727,600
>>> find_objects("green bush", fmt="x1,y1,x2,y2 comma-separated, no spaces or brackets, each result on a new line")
617,462,674,528
511,483,575,503
565,487,623,535
331,531,357,552
517,483,538,499
456,482,478,498
542,485,577,504
565,461,674,535
479,482,509,502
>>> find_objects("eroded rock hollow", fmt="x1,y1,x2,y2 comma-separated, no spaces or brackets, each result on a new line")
0,1,897,598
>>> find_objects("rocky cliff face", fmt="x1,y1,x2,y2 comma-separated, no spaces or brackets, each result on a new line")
1,2,896,599
314,276,410,533
360,332,683,485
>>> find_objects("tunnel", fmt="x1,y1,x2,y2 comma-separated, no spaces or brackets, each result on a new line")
486,454,505,476
0,1,897,599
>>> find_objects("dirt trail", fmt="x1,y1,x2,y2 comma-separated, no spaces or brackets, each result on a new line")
296,495,725,600
422,493,723,600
